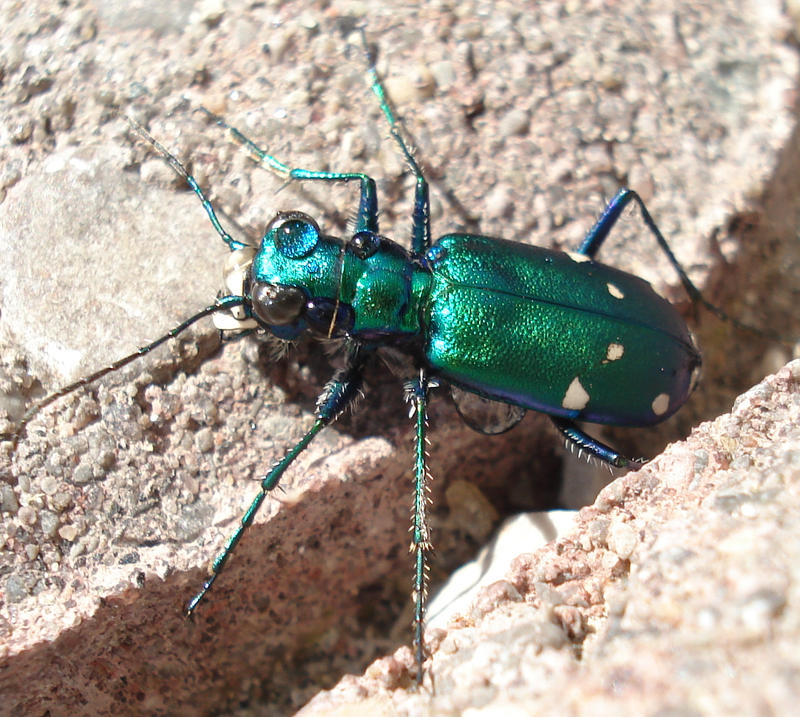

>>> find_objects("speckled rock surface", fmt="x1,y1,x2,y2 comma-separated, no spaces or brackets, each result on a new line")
1,1,798,715
299,360,800,715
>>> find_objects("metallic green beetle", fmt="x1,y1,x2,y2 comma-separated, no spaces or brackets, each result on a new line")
241,202,700,434
176,66,701,681
8,50,703,684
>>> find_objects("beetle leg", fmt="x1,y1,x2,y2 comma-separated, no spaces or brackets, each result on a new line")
580,188,786,341
579,190,706,311
550,416,644,470
197,107,380,235
360,29,431,254
408,173,431,256
407,370,433,683
578,188,665,260
186,343,368,616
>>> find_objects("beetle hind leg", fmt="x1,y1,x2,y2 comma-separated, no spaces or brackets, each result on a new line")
405,370,433,684
551,417,645,471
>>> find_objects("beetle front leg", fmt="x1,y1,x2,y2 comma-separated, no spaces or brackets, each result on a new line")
550,417,644,470
186,344,368,615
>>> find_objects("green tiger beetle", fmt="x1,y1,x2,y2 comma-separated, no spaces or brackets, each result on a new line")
6,38,774,684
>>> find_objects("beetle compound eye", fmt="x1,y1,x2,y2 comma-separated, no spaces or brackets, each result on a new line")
251,281,306,325
266,211,320,258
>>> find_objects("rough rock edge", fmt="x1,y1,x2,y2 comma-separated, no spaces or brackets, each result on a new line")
299,360,800,715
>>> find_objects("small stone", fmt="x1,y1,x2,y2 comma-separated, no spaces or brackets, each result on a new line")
39,509,59,538
9,117,33,143
140,158,180,187
485,184,514,220
51,492,72,513
58,524,79,542
18,505,37,526
498,108,530,137
0,484,19,514
72,464,94,484
607,521,638,560
4,575,29,603
40,475,58,496
430,60,456,89
195,427,215,453
24,544,39,561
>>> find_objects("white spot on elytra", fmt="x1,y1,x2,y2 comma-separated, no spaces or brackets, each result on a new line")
562,377,590,411
567,251,591,263
605,342,624,362
607,282,624,299
651,393,670,416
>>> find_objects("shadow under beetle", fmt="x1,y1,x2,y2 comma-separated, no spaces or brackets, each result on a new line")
7,42,712,683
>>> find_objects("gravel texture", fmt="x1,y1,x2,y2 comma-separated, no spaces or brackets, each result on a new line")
1,1,798,715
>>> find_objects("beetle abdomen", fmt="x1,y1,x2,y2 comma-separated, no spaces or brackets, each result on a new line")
424,234,700,426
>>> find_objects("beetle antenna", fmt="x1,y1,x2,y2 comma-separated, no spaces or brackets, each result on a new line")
123,114,247,252
2,297,246,451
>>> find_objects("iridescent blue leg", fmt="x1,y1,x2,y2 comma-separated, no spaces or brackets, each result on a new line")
550,417,643,470
361,31,431,254
407,371,432,683
563,188,720,469
186,344,368,615
553,189,687,468
198,108,379,235
580,188,752,330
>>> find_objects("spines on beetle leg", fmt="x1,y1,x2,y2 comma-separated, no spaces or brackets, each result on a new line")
405,371,434,684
